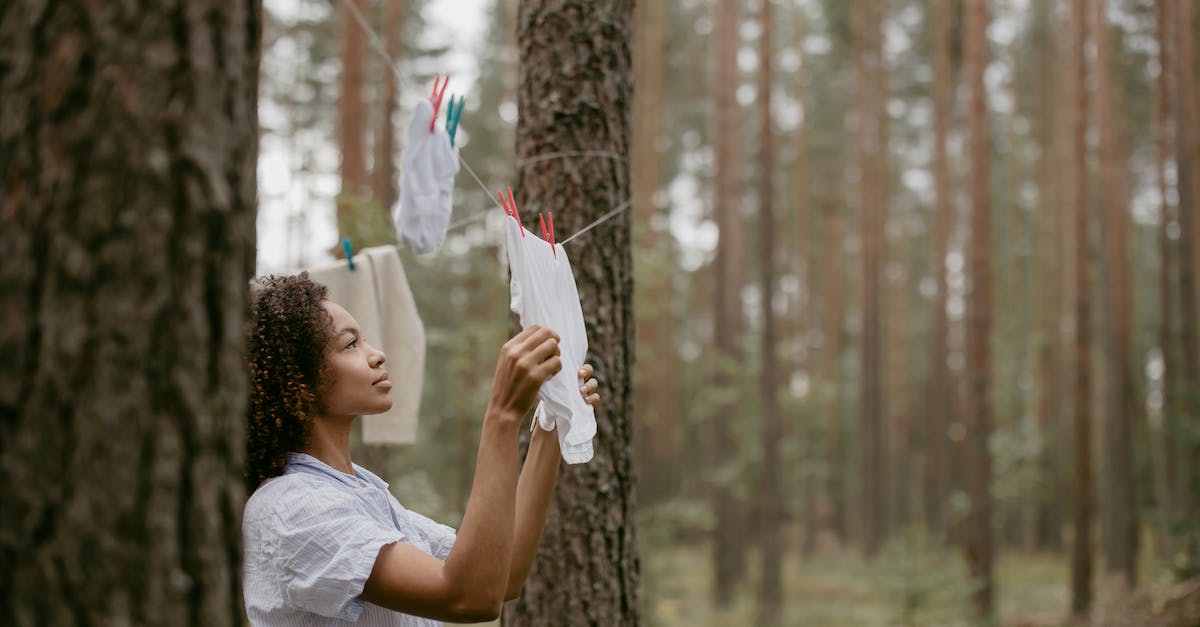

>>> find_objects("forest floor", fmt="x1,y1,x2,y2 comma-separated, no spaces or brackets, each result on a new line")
639,530,1194,627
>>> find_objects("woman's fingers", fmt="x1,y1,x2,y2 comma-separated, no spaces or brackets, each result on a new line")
577,363,594,379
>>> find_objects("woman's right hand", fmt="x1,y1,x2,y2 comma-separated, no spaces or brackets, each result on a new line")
486,325,562,424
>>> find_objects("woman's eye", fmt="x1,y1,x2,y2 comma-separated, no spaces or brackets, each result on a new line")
346,339,358,349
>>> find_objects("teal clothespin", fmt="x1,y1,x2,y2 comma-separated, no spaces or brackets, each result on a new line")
445,95,465,146
342,237,355,271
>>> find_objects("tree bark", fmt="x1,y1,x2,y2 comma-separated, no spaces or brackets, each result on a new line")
338,0,369,226
631,0,676,506
502,2,638,625
853,0,887,560
0,2,260,625
1172,0,1200,521
711,0,748,602
925,0,955,541
1070,0,1095,616
963,0,994,617
1153,0,1180,553
756,0,782,623
373,0,406,212
1092,0,1139,587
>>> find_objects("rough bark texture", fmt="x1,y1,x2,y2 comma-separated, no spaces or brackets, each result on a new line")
1092,0,1139,587
755,0,782,623
503,2,638,625
1070,0,1095,615
0,2,260,625
711,0,748,602
853,0,886,560
963,0,994,617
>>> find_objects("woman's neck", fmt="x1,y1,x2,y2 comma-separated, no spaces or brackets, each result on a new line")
302,415,355,475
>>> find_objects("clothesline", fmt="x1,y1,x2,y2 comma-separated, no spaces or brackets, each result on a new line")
337,0,631,247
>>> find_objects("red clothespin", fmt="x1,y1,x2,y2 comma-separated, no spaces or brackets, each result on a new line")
498,187,524,237
548,212,557,258
430,75,450,133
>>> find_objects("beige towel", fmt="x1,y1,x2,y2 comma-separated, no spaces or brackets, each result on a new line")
306,245,424,444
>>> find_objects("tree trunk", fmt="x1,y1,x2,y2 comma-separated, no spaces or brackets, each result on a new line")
502,2,638,625
1172,0,1200,521
1070,0,1095,616
0,2,260,625
373,0,406,212
712,0,748,603
925,0,954,541
756,0,782,623
853,0,887,560
1030,0,1068,552
1092,0,1139,588
632,0,675,506
963,0,994,617
338,0,369,227
1154,0,1180,554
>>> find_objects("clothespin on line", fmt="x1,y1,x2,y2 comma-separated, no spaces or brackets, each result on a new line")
498,186,524,237
430,75,450,133
538,212,557,259
446,94,465,147
342,237,356,271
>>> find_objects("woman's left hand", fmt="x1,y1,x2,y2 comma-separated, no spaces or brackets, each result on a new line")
578,364,600,407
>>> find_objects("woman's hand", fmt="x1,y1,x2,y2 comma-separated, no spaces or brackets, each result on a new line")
487,325,562,423
578,363,600,407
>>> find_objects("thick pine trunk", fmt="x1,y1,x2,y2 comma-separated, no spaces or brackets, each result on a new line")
756,0,782,623
0,2,260,625
1070,0,1095,615
963,0,994,617
712,0,748,603
502,2,638,625
1092,0,1139,587
853,0,887,559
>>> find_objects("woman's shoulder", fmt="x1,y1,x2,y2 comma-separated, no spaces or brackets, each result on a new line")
244,471,357,523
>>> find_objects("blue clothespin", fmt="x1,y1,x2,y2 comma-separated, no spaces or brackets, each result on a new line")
342,237,355,271
445,95,465,146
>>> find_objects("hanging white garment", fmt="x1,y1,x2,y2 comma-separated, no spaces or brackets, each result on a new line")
306,246,425,444
504,218,595,464
394,98,460,253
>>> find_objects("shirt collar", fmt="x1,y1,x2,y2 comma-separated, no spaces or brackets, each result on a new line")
285,452,389,491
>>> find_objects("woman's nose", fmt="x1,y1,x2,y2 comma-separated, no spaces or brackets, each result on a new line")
368,343,386,367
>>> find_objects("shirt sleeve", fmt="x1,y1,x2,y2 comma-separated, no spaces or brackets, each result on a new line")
405,508,458,561
270,485,406,621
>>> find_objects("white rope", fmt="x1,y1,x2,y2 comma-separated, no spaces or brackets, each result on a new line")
337,0,630,246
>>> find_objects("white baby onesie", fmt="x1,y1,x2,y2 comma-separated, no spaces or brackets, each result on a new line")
394,98,459,253
504,217,595,464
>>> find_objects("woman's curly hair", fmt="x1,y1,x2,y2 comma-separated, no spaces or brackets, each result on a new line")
245,273,334,492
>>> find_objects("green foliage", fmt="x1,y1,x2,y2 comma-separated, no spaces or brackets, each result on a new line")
870,529,977,626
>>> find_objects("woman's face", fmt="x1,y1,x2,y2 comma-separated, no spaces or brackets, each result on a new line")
318,300,393,417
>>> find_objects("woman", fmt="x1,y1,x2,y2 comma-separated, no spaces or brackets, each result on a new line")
242,273,600,625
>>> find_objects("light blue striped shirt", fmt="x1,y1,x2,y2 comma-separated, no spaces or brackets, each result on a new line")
243,453,457,626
